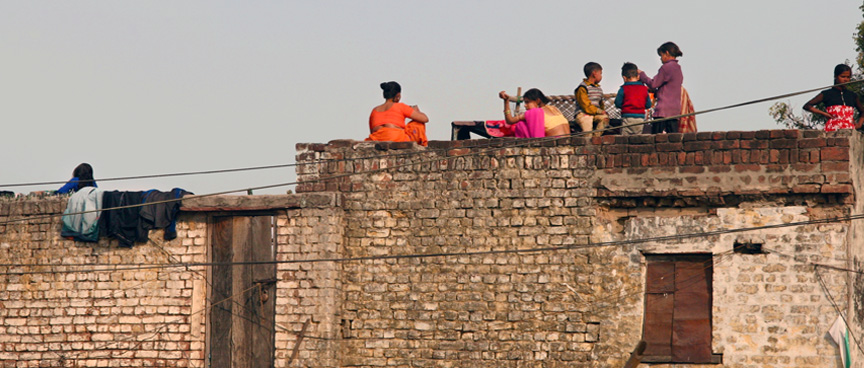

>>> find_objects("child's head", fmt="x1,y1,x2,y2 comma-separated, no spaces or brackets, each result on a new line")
834,64,853,84
621,62,639,81
657,42,683,61
583,62,603,83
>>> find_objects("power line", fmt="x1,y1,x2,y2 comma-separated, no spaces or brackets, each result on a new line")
3,212,863,275
0,163,298,189
0,79,859,191
3,79,861,225
816,267,864,357
4,81,862,365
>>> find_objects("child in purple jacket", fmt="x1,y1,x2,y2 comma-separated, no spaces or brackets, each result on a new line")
640,42,683,134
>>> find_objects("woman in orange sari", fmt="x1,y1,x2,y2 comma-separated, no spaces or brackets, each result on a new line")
367,81,430,146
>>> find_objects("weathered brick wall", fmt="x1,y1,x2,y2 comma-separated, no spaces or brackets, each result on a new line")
297,130,854,199
619,207,848,367
0,129,858,367
0,196,209,367
294,129,858,367
0,193,344,368
275,205,344,368
847,133,864,368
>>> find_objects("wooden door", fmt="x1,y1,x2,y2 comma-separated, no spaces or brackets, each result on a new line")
208,215,277,368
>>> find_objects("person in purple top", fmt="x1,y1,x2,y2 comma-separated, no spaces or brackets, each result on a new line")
639,41,684,134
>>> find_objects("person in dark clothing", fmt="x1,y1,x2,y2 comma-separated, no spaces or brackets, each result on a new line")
57,163,97,194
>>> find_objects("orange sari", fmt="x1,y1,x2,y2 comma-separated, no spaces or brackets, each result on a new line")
366,122,428,146
366,103,428,146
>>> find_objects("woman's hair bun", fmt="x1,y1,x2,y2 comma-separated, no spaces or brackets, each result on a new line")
380,81,401,99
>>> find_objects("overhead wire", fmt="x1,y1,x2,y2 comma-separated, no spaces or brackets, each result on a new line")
4,218,862,361
0,79,860,191
2,211,864,275
3,78,862,226
4,80,864,362
568,250,736,316
815,267,864,357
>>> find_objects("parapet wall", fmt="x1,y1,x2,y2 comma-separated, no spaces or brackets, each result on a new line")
297,130,854,201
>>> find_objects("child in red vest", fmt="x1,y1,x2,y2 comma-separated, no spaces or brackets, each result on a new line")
614,62,652,136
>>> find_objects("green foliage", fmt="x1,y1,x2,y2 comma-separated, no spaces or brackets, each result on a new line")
769,100,824,130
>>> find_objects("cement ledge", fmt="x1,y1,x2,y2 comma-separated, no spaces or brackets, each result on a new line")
181,192,340,211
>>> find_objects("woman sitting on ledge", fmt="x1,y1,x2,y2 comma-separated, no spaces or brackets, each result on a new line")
499,88,569,138
367,81,430,146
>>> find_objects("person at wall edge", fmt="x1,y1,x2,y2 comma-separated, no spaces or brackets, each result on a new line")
574,62,609,138
640,41,683,134
499,88,565,138
803,64,864,131
615,62,652,136
57,163,97,194
367,81,430,146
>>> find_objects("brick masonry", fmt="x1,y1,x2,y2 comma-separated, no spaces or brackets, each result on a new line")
293,129,860,368
0,129,861,367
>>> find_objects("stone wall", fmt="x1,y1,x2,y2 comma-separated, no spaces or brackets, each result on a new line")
0,129,860,367
294,129,859,368
0,196,208,367
847,132,864,368
0,193,344,368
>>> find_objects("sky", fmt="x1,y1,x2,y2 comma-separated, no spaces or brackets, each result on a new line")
1,1,861,196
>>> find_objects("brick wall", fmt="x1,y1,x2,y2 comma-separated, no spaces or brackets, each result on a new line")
0,129,860,367
294,129,859,368
0,193,344,368
0,196,208,367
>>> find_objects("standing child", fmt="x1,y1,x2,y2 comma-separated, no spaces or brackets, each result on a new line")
614,63,652,136
803,64,864,131
640,41,683,134
574,62,609,138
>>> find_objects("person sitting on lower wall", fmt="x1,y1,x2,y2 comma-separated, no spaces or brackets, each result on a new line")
57,163,97,194
366,81,430,146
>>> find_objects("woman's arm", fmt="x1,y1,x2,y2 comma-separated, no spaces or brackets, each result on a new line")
639,65,671,90
803,93,833,119
500,91,524,124
409,106,429,123
57,178,79,194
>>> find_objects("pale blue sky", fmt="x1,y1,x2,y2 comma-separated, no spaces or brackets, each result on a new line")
1,1,860,195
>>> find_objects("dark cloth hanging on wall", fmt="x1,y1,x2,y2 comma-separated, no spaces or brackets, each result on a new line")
100,191,145,247
140,188,192,241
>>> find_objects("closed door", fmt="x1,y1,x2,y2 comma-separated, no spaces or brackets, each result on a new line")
209,215,277,368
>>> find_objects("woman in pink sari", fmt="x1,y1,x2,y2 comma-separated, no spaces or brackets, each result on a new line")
499,88,565,138
804,64,864,131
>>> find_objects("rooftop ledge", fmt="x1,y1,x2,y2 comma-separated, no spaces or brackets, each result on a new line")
295,129,861,201
298,129,856,152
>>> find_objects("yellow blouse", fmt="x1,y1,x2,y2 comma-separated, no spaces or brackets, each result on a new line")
543,105,569,133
